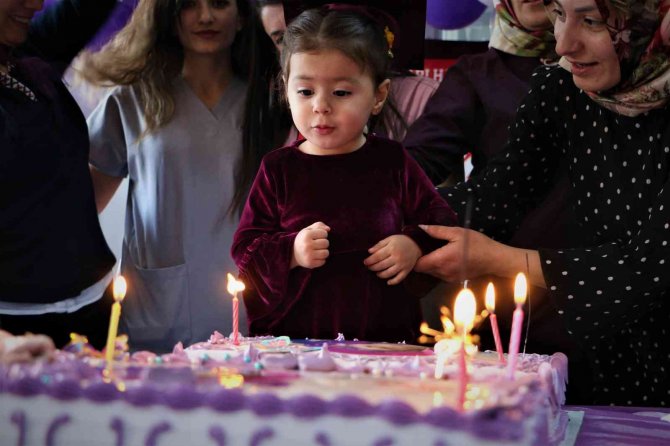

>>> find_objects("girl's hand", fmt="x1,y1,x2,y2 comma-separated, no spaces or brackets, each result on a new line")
291,221,330,269
364,235,421,285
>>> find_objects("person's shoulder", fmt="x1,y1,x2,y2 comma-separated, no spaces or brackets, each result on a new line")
451,48,503,72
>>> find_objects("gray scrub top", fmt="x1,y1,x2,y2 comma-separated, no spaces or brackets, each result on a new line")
88,77,248,352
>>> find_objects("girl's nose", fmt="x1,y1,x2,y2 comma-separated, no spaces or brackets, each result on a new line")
312,94,331,114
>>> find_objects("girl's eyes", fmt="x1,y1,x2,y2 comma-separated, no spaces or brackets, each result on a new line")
295,89,352,97
181,0,197,9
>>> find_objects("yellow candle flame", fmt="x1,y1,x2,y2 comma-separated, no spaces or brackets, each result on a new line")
440,314,456,335
514,272,527,306
454,288,477,335
112,276,127,303
226,273,245,295
485,282,495,313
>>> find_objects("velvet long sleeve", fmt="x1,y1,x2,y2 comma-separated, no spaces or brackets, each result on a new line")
232,135,457,342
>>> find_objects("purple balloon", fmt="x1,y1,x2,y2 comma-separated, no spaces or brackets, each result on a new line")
427,0,487,30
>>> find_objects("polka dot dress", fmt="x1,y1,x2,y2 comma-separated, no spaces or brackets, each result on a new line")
444,66,670,406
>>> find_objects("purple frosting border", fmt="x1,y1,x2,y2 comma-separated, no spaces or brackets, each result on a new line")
0,355,564,443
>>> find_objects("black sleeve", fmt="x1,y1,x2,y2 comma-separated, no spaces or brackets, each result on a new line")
20,0,118,73
402,57,484,185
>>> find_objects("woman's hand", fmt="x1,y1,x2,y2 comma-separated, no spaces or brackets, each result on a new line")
414,225,546,288
413,225,504,282
364,235,422,285
291,221,330,269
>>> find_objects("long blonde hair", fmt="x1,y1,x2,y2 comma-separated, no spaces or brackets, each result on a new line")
80,0,288,216
79,0,183,133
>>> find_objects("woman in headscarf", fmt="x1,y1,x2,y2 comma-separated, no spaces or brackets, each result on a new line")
416,0,670,406
403,0,580,390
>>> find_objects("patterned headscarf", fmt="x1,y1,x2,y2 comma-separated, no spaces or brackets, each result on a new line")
489,0,556,59
571,0,670,116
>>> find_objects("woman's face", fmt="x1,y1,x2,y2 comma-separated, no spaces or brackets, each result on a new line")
510,0,552,31
260,3,285,52
0,0,43,48
548,0,621,92
177,0,242,58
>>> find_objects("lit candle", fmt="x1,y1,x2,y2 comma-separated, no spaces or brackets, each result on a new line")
453,288,476,412
105,276,127,372
226,273,245,345
507,273,527,379
485,283,505,364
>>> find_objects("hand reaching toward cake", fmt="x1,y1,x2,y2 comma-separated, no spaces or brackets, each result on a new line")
364,235,421,285
291,221,331,269
0,330,55,364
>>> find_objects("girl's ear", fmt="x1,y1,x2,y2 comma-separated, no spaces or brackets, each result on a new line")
372,78,391,115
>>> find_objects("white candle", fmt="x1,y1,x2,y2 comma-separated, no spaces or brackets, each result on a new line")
454,288,476,412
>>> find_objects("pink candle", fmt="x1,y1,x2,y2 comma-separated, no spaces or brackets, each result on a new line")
485,283,505,364
232,295,240,345
457,337,467,412
226,273,245,346
489,313,505,364
507,273,527,380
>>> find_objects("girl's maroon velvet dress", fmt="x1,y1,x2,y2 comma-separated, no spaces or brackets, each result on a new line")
232,135,457,342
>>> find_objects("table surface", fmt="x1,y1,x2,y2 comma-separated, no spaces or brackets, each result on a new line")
564,405,670,446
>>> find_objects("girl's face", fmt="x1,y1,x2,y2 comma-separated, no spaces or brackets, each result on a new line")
0,0,43,49
510,0,551,31
177,0,242,58
547,0,621,92
286,49,389,156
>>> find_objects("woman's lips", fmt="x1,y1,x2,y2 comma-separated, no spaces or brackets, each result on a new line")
569,60,598,77
194,31,221,39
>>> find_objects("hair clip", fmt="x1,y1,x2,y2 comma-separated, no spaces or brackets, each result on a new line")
384,26,394,58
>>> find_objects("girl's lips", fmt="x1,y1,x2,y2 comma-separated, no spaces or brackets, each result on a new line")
313,126,334,136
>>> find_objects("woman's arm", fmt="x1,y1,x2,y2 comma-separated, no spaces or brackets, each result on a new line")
402,60,484,185
89,164,122,213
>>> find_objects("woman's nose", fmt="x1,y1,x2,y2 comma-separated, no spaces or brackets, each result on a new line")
554,21,582,57
198,2,214,22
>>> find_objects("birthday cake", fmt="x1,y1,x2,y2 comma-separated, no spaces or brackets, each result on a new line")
0,332,569,446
